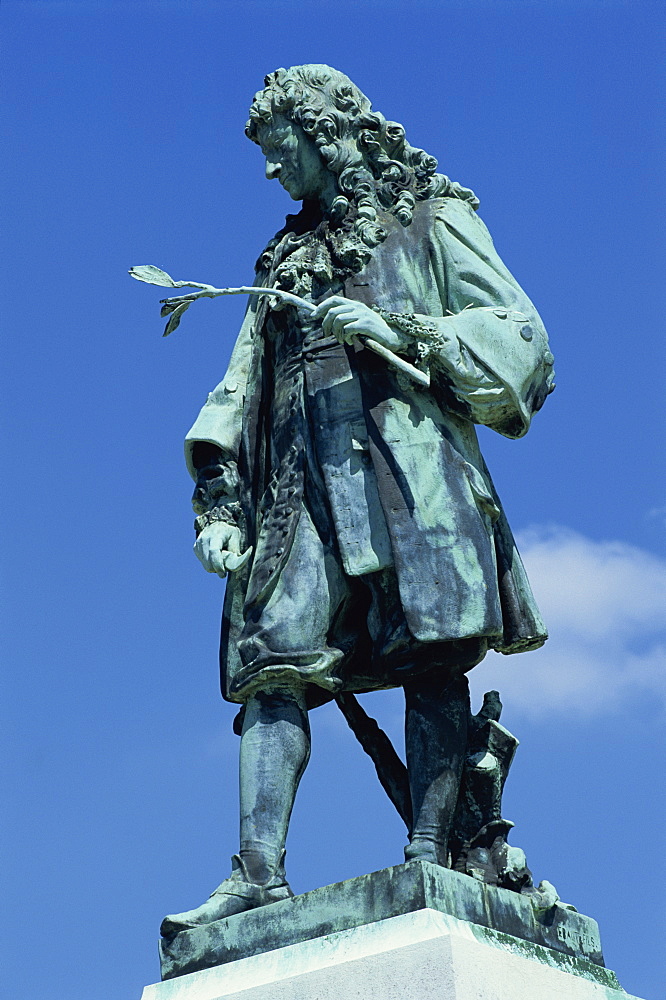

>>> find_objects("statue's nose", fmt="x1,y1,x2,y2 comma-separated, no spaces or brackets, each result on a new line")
266,161,281,180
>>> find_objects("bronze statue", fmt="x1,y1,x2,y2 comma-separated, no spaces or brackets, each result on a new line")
134,64,556,937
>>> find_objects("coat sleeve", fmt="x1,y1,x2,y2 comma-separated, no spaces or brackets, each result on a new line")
184,292,257,480
413,198,555,439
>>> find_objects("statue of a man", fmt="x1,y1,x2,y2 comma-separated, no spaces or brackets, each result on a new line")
161,64,555,936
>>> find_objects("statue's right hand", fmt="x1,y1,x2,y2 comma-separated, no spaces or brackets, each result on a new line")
194,521,252,578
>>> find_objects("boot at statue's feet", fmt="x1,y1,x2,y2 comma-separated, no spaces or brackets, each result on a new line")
404,840,444,865
160,853,293,938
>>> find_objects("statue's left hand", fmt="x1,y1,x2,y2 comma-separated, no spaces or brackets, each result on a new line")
311,296,410,352
194,521,252,578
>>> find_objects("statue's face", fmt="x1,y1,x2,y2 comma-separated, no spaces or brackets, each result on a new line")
257,114,333,203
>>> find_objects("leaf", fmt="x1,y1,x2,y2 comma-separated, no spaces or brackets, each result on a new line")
129,265,177,287
160,300,180,317
162,300,191,337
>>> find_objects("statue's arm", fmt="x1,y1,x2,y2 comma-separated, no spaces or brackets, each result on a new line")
184,295,256,479
413,199,555,438
184,295,257,576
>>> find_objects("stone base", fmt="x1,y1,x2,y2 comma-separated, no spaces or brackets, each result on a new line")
141,907,642,999
158,861,606,980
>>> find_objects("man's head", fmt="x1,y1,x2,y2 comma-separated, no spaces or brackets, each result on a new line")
247,65,478,249
246,65,373,186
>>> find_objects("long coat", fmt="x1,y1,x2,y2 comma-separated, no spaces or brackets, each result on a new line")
185,196,555,702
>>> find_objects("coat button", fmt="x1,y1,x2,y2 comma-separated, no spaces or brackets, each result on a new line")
304,351,314,361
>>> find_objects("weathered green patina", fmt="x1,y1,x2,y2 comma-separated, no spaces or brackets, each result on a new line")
159,862,612,985
133,65,564,971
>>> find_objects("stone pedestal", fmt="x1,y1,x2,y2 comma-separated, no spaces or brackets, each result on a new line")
141,862,641,999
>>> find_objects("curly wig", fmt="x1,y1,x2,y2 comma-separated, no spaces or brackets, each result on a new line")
246,64,479,250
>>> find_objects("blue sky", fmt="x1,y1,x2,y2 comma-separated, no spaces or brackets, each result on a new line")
2,1,664,998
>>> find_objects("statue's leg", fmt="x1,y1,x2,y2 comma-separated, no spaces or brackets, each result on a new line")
238,686,310,883
161,501,351,938
160,684,309,936
404,673,470,866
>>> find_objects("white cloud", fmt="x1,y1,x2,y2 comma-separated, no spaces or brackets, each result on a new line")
469,526,666,718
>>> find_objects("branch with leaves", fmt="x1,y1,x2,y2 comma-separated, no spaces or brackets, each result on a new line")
129,265,430,388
